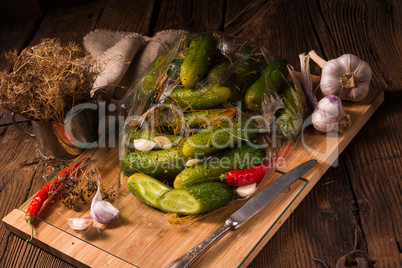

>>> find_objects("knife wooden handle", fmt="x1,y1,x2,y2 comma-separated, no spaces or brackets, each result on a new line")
166,219,235,268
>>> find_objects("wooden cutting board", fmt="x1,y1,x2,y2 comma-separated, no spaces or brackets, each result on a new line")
2,84,384,268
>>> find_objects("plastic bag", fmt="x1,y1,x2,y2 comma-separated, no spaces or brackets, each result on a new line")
118,32,306,219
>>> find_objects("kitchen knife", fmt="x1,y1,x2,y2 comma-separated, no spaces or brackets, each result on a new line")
166,159,317,268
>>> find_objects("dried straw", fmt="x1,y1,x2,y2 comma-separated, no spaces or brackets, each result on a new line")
0,38,98,122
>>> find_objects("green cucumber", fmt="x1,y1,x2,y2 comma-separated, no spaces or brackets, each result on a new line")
164,109,237,131
276,83,306,141
157,182,233,215
244,58,288,112
127,173,172,208
182,117,259,157
123,146,189,179
142,55,166,92
165,84,231,109
231,46,266,92
174,142,266,188
180,34,216,88
207,60,232,85
167,59,183,81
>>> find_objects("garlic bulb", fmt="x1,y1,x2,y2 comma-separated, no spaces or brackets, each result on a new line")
299,53,351,134
90,180,119,224
312,95,351,133
309,50,372,102
58,212,93,233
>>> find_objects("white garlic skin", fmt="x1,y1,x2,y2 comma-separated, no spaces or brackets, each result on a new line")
320,54,372,102
312,95,351,133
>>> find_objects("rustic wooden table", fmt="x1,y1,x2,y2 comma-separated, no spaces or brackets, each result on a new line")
0,0,401,267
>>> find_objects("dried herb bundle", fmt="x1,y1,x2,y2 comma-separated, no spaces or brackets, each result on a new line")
0,38,98,122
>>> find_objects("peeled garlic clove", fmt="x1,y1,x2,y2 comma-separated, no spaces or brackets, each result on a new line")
236,183,257,198
185,158,203,167
133,139,156,151
154,136,172,149
90,181,119,224
58,212,93,233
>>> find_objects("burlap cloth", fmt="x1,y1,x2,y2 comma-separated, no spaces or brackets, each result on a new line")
83,29,188,101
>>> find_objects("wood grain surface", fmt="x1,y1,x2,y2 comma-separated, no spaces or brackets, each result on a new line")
0,0,401,267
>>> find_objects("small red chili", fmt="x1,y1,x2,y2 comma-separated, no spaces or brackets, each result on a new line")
223,145,293,187
25,157,87,242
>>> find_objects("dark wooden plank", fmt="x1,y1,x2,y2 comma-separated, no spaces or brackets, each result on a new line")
316,0,402,90
29,1,106,46
249,157,363,268
0,18,39,71
153,0,225,32
0,0,42,19
0,123,49,268
0,17,39,125
343,92,402,267
95,0,156,35
225,0,281,37
225,0,329,74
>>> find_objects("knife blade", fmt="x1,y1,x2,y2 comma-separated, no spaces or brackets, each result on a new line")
166,159,317,268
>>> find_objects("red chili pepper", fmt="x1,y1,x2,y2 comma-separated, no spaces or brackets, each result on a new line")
25,157,87,242
223,145,293,187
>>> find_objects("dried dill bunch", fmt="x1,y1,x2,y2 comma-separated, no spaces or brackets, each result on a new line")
0,38,98,122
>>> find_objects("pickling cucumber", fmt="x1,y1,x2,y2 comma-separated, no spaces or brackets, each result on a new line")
180,34,216,88
174,142,266,188
167,59,183,81
123,146,189,179
165,108,239,131
181,117,259,157
142,55,166,92
207,60,232,85
127,173,172,208
231,46,266,92
165,84,231,109
244,58,288,111
157,182,233,215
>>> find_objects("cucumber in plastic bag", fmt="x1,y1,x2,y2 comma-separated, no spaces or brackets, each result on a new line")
118,32,307,218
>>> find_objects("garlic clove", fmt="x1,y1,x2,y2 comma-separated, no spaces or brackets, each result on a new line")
185,158,203,167
154,136,173,149
58,212,93,233
133,139,156,151
236,183,257,198
90,180,119,224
